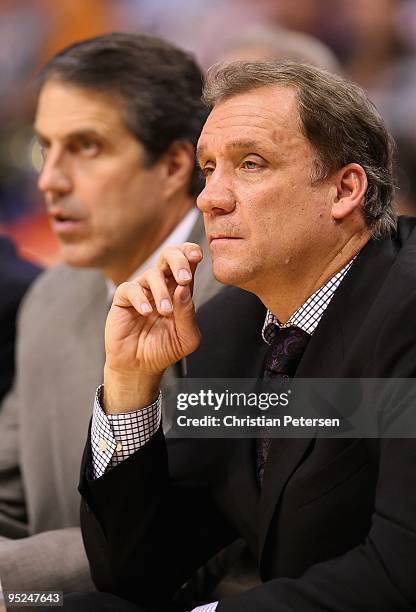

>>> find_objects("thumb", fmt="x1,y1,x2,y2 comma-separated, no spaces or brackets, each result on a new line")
172,285,201,356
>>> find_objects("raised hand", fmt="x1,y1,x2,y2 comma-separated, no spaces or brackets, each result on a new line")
103,243,203,413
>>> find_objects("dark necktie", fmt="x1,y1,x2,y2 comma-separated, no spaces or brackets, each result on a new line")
256,325,310,486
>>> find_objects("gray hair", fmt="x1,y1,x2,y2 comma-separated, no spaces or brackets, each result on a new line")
203,60,397,237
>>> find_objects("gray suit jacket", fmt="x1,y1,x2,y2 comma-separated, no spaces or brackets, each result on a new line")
0,215,220,592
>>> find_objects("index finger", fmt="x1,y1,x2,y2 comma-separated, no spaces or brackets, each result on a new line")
157,242,203,287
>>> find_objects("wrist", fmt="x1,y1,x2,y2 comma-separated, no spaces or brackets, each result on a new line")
103,364,161,414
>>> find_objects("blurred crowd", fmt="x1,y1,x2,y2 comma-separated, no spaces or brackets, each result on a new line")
1,0,416,266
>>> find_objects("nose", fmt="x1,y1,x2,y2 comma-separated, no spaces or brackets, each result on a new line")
37,150,72,198
197,170,236,215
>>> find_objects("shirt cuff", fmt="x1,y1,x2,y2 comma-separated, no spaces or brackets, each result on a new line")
91,384,161,479
191,603,218,612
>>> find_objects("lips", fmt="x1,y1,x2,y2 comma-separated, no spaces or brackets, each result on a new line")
48,210,87,237
209,232,239,242
209,234,240,244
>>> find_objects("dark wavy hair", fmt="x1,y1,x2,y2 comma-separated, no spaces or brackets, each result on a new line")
39,32,208,196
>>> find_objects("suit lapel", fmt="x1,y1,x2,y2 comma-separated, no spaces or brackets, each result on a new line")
48,269,109,521
257,234,400,564
258,437,314,565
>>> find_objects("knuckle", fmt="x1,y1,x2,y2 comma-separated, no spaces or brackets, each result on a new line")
189,332,202,352
147,268,161,282
115,281,130,295
135,272,149,284
159,245,178,261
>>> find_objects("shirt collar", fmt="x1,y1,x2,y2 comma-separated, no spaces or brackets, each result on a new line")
262,258,355,344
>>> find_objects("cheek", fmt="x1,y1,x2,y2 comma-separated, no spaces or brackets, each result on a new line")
247,209,279,239
83,170,146,219
80,159,146,197
74,169,120,222
115,163,161,206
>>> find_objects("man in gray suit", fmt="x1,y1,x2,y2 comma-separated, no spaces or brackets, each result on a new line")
0,33,219,594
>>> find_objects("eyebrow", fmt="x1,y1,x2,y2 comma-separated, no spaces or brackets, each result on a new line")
33,128,104,144
196,140,270,162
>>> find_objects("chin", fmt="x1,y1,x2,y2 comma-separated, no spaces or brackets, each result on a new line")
59,246,104,270
212,260,253,288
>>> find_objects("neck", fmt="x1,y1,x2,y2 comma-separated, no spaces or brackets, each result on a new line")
104,195,194,285
255,230,371,324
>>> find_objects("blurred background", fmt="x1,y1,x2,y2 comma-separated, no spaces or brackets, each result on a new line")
1,0,416,266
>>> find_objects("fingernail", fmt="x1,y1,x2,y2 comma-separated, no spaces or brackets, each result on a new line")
178,268,191,281
180,286,191,302
189,250,201,258
160,298,172,312
140,303,152,314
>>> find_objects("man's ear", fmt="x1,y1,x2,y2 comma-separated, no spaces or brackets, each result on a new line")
331,163,368,221
162,140,194,199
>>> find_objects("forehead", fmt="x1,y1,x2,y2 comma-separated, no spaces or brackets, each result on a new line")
34,80,127,138
198,85,304,155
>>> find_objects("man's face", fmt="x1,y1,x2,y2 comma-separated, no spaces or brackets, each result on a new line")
35,80,175,281
196,86,335,293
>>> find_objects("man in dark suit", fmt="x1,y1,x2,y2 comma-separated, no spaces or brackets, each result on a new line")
0,235,40,402
77,61,416,611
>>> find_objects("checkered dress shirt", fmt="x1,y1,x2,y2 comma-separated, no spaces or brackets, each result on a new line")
262,259,354,343
91,258,354,612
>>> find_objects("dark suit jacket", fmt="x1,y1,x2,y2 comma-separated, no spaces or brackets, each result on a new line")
0,236,41,403
80,217,416,611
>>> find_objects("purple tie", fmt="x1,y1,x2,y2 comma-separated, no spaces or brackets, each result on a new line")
256,325,310,485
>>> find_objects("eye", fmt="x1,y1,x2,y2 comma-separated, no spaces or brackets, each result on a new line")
241,159,261,170
36,138,50,161
201,163,215,179
39,144,49,161
68,138,101,157
80,139,100,156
